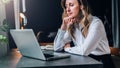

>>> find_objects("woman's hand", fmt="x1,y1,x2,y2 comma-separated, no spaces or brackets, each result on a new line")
60,17,75,31
64,43,71,49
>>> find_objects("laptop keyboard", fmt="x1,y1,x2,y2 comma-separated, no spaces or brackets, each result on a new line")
42,50,55,58
42,50,54,54
44,54,54,58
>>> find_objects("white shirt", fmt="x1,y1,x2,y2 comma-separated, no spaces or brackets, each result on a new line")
54,15,110,56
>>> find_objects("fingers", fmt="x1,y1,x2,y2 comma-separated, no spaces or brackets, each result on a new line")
64,43,71,49
63,17,75,24
61,17,77,30
66,18,76,28
69,18,76,24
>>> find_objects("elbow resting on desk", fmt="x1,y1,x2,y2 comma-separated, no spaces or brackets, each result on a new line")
64,47,90,56
54,46,90,56
54,46,63,52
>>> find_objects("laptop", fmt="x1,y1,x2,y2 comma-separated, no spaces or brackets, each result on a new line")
10,29,70,61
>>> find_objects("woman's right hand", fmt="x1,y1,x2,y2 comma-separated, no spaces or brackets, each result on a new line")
60,17,75,31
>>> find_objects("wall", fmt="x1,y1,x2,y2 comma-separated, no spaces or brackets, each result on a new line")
21,0,62,35
5,0,16,49
0,1,6,25
112,0,120,48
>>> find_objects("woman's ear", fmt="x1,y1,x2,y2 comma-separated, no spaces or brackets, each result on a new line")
80,5,84,10
80,5,85,16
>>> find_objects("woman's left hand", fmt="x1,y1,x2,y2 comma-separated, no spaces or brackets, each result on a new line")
64,43,71,49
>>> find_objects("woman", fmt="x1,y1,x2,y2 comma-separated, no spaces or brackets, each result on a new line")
54,0,116,68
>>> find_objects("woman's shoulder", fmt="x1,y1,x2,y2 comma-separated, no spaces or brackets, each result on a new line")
89,15,105,29
92,15,102,22
90,15,103,25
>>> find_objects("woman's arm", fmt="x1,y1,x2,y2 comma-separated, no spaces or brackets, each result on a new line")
54,16,75,51
54,29,72,51
65,19,106,56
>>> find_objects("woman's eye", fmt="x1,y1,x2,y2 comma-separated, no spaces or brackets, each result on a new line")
69,3,74,6
65,3,74,8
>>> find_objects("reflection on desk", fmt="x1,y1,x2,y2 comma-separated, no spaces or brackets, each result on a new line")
0,49,103,68
41,45,54,50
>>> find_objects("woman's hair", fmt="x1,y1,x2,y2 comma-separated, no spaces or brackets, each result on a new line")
61,0,91,38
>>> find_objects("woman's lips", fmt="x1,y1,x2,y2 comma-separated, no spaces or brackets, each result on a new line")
68,13,72,16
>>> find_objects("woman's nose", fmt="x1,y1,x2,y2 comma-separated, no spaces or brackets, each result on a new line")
66,7,70,12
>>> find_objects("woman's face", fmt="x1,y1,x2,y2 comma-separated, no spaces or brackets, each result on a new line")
65,0,80,18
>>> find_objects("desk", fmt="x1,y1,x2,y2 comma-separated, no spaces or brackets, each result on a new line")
0,49,103,68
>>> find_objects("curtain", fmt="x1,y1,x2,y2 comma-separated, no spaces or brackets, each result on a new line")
112,0,120,48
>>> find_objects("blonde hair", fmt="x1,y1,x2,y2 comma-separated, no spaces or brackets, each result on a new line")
61,0,91,38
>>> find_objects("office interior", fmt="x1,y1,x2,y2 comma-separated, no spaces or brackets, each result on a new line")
0,0,120,68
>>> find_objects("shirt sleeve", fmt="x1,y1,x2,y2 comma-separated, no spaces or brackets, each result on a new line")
65,19,104,56
54,29,72,51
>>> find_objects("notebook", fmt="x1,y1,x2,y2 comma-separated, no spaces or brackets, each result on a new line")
10,29,70,61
